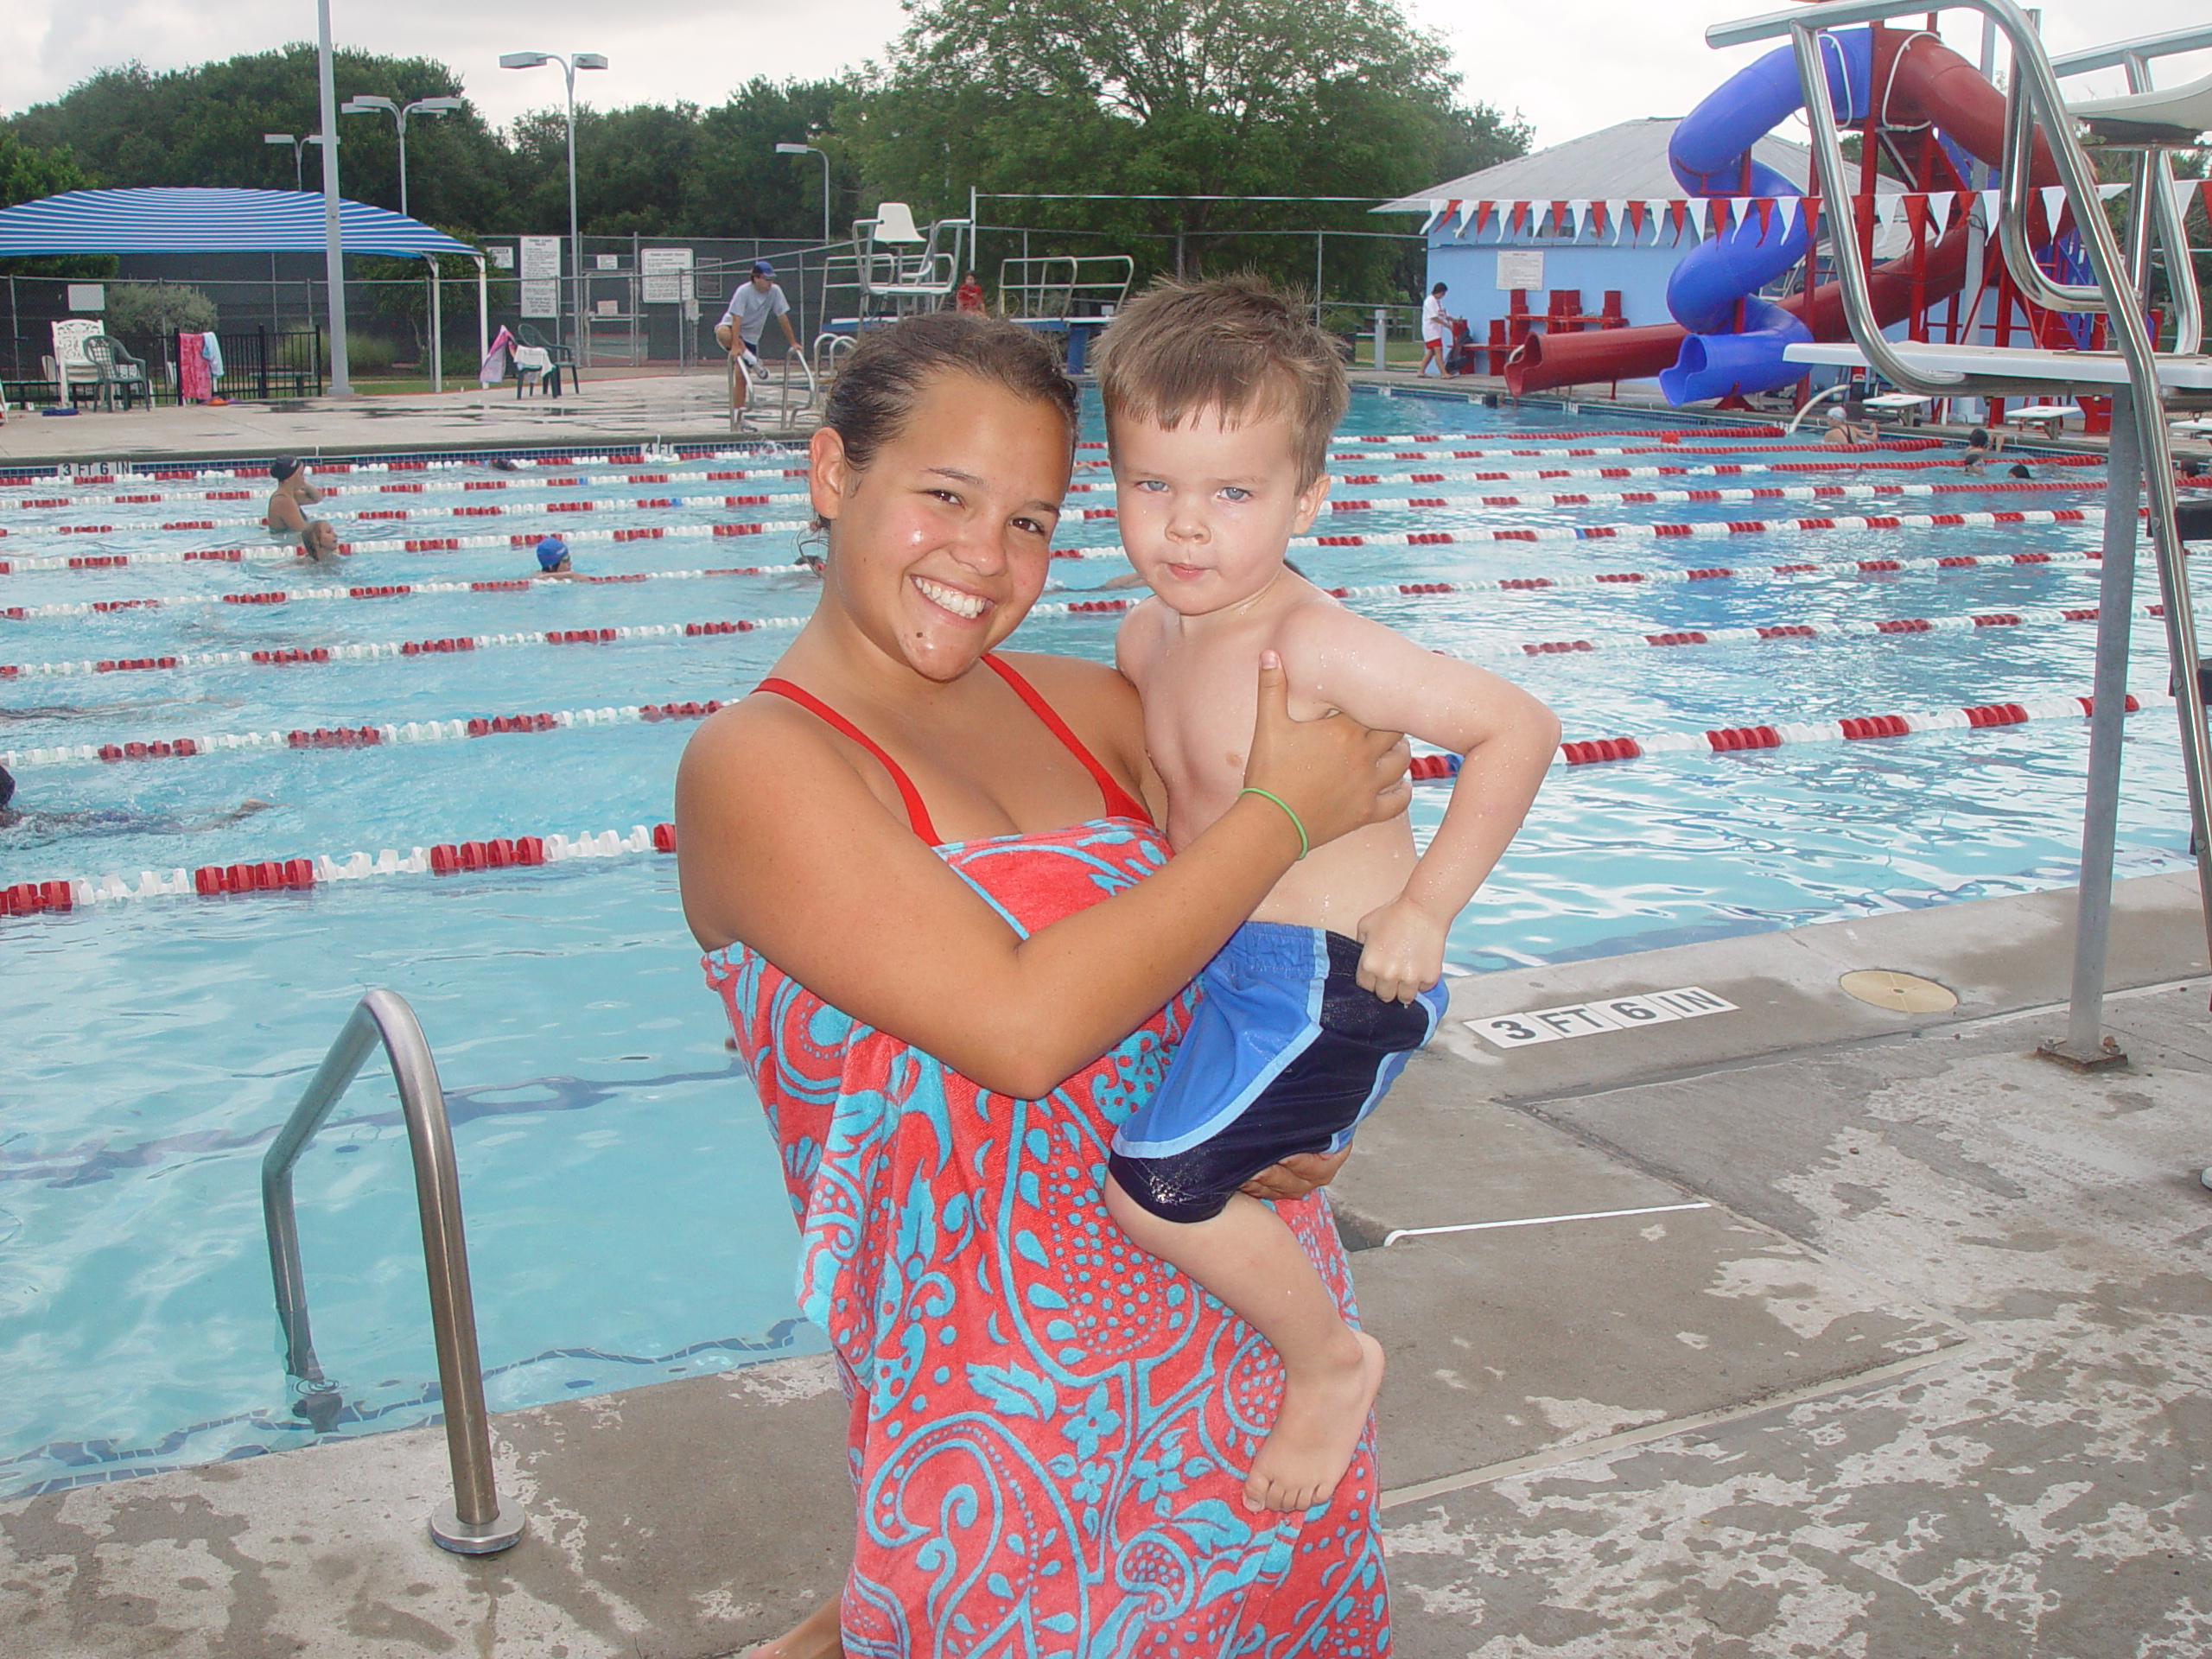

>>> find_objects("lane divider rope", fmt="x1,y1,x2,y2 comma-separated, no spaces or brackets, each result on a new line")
3,690,2171,921
10,474,2118,538
0,696,736,772
3,600,2158,685
0,505,2117,575
1,539,2126,623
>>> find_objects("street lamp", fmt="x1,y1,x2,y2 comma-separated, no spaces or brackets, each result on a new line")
263,132,327,194
499,50,607,359
339,95,463,220
776,143,832,248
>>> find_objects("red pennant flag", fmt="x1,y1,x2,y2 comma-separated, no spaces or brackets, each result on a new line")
1550,200,1569,238
2198,181,2212,226
1626,200,1647,238
1510,200,1530,235
1903,194,1929,241
1588,200,1607,237
1669,200,1688,236
1474,200,1494,232
1755,197,1774,236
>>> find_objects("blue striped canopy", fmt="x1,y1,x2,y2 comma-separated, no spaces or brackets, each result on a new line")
0,188,477,257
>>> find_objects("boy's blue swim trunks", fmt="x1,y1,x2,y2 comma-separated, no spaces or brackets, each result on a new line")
1109,921,1448,1223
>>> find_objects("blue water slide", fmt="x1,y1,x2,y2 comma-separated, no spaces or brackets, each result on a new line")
1659,29,1875,404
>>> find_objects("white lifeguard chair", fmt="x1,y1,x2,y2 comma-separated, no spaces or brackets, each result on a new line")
853,201,970,316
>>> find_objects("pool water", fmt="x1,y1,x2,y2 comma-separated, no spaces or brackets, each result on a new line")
0,390,2199,1501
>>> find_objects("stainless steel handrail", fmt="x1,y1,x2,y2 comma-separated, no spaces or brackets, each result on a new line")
262,989,525,1554
1710,0,2212,1062
2051,25,2204,358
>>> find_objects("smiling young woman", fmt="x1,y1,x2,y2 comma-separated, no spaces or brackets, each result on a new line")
674,312,1413,1656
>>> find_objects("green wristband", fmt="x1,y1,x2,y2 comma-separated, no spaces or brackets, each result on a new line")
1239,786,1309,861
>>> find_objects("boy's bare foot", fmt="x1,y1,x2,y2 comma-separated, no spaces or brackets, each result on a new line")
1242,1328,1385,1514
741,1598,842,1659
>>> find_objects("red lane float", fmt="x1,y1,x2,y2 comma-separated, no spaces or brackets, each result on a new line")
2,820,681,919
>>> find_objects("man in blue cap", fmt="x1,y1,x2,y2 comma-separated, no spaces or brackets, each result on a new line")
715,260,803,429
532,535,575,579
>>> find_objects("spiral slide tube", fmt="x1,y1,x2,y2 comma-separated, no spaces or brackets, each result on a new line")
1508,25,2063,398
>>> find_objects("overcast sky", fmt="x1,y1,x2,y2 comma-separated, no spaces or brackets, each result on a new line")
8,0,2203,168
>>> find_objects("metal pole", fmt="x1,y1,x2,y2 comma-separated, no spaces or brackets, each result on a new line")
474,254,487,377
565,59,582,365
817,149,831,249
397,111,410,221
2048,384,2140,1065
315,0,352,397
429,254,443,393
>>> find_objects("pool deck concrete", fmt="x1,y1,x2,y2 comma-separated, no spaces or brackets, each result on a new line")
2,868,2205,1657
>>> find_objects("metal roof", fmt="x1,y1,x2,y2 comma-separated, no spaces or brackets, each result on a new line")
0,188,477,257
1375,118,1902,211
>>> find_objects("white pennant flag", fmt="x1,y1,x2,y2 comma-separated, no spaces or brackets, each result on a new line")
2176,176,2200,218
2041,185,2069,229
1569,198,1591,238
1927,191,1955,228
1981,188,2000,226
1453,199,1478,239
1606,199,1629,244
1776,195,1799,238
1871,194,1900,227
1649,200,1675,243
2097,182,2129,200
1419,200,1448,235
1688,197,1711,238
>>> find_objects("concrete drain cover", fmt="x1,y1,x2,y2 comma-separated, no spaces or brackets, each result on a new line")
1839,969,1958,1014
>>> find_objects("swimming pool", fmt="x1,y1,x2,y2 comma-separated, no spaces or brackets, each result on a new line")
1,389,2199,1501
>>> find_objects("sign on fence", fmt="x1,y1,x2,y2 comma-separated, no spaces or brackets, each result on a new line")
640,247,695,305
519,236,563,318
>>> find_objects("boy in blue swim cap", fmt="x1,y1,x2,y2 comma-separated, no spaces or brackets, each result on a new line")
533,536,574,579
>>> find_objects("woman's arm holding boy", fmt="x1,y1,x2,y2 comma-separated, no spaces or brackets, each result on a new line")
1275,601,1560,1001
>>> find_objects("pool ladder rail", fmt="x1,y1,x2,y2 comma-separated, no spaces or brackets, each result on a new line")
261,989,525,1555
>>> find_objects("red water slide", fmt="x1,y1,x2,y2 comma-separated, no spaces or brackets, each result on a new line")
1506,27,2061,395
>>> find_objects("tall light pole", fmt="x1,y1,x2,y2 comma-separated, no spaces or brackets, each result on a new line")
339,95,462,219
262,132,327,193
499,50,607,357
776,143,832,248
315,0,351,397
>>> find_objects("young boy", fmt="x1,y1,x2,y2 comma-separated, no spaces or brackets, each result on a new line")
1096,276,1560,1516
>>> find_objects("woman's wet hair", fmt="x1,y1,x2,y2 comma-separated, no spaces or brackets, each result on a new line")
819,311,1078,480
270,456,302,482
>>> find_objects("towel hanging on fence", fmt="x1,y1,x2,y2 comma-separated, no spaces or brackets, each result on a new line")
178,332,212,401
201,332,225,382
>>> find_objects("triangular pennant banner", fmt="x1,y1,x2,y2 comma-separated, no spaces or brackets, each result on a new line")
1903,194,1929,240
1871,194,1898,227
1605,199,1628,243
1549,200,1570,238
1653,199,1677,240
1685,198,1707,238
1420,200,1448,235
1626,199,1648,241
1569,198,1591,238
1452,199,1476,239
1474,200,1495,233
1776,195,1799,238
2041,185,2069,232
2097,182,2129,200
1755,196,1775,237
1927,190,1955,228
1980,188,2000,226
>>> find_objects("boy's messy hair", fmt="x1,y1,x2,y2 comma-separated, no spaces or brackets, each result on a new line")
1094,274,1349,487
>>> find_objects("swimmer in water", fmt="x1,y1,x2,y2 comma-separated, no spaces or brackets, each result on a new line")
266,457,323,534
298,520,341,562
0,767,276,836
0,694,243,723
533,535,575,579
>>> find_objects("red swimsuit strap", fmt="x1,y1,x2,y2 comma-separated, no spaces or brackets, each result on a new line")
753,677,941,844
981,654,1153,825
753,656,1151,846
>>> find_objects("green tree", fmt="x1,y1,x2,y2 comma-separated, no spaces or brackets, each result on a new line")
7,47,512,232
841,0,1529,297
0,126,113,278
